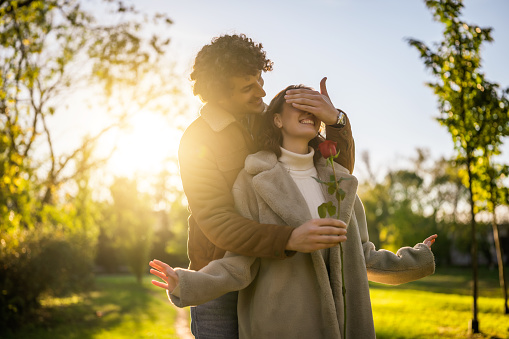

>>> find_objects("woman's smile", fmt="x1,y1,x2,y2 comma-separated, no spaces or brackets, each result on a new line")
299,118,315,125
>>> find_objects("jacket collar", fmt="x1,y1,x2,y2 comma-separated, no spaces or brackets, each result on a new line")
200,102,269,133
200,103,237,132
246,151,358,227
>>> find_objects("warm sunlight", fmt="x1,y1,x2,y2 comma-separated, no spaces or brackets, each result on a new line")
105,112,191,178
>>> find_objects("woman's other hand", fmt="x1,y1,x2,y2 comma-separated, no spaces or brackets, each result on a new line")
149,259,179,292
423,234,437,249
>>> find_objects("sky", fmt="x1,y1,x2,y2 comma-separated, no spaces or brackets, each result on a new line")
152,0,509,179
50,0,509,184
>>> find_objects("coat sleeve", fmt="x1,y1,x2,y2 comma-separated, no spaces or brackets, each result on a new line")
169,253,260,307
169,174,263,308
354,195,435,285
179,128,293,259
326,113,355,174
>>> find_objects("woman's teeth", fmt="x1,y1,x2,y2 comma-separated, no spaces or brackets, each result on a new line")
300,119,314,125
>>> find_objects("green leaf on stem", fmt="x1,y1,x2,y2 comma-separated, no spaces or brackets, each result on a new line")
318,201,336,218
318,203,328,218
327,203,337,217
312,176,328,184
336,189,346,202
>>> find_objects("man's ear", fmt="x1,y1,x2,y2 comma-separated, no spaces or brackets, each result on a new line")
274,113,282,128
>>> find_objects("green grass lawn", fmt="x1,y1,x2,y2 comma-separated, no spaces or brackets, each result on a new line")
4,267,509,338
370,267,509,339
5,275,181,339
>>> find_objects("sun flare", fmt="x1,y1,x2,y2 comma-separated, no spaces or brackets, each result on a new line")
105,113,186,177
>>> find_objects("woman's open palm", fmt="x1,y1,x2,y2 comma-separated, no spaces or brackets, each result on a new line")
149,259,179,292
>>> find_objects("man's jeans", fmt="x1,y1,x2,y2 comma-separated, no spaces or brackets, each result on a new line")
190,291,238,338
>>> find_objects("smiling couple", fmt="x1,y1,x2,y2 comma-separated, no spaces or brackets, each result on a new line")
149,34,436,339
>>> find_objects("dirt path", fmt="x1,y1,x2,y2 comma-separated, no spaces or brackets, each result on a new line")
174,306,193,339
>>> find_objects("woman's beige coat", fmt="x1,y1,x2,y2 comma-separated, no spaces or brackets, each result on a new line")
170,151,435,339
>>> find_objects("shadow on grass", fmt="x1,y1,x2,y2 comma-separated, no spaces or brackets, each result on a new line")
4,275,163,339
369,266,504,298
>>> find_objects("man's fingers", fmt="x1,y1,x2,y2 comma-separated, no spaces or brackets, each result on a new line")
286,88,319,94
314,218,347,228
320,77,330,98
313,226,347,236
317,235,347,244
289,103,320,114
285,97,319,106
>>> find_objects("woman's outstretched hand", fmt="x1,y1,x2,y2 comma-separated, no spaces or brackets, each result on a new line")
423,234,438,249
149,259,179,292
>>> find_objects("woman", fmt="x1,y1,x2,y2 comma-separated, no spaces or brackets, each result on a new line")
150,85,437,339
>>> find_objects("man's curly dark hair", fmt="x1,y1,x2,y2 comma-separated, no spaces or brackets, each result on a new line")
190,34,273,103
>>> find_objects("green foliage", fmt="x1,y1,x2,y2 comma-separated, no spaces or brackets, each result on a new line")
407,0,508,208
408,0,508,321
0,0,176,210
0,226,95,331
154,197,192,268
149,166,190,268
359,149,471,265
104,177,155,284
0,0,177,327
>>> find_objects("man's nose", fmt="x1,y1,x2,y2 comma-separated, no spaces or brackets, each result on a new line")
254,82,266,97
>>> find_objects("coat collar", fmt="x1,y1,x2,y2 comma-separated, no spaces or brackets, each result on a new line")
200,102,268,133
200,103,237,132
246,151,358,227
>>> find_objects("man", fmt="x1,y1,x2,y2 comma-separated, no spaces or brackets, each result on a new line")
178,34,355,338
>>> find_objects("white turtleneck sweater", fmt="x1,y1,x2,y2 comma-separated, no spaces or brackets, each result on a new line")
278,147,326,220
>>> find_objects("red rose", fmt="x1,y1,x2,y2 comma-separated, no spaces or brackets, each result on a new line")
318,140,338,158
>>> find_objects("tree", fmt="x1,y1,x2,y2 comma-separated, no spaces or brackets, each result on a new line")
407,0,509,332
471,86,509,314
0,0,178,327
108,177,155,284
150,162,191,268
0,0,176,210
474,152,509,314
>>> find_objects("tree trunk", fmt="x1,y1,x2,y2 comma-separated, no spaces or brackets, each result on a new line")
491,210,509,314
467,161,479,334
